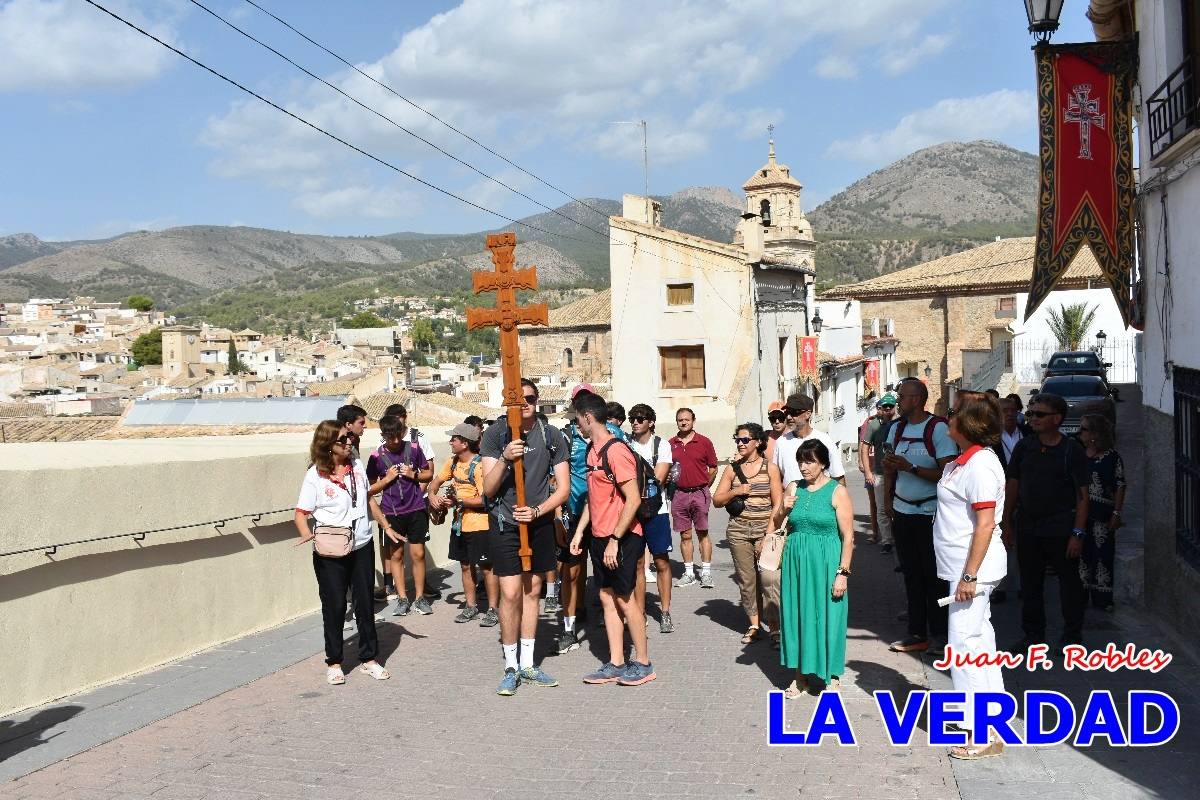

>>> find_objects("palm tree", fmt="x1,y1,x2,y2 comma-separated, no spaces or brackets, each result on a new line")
1047,302,1098,350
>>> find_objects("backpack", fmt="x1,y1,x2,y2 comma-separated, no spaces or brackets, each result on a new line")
890,414,948,507
595,438,662,522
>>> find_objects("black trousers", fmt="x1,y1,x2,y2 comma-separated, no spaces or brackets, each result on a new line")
1018,533,1085,642
893,512,947,640
313,542,378,666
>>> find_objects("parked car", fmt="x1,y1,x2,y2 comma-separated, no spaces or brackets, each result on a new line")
1034,375,1117,435
1042,350,1111,383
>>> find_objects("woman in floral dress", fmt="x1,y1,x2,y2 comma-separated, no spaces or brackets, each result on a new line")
1077,413,1126,612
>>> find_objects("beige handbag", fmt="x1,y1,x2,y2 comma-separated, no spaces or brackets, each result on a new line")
758,528,787,572
313,525,353,558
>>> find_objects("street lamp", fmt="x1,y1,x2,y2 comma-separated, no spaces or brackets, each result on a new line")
1025,0,1065,42
1095,329,1107,353
924,363,933,379
811,309,823,335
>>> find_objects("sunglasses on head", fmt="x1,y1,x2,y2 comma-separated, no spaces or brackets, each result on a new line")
767,412,787,422
1026,410,1056,419
732,436,753,444
630,415,652,423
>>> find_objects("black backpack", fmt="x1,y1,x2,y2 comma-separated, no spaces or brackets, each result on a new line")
595,438,663,522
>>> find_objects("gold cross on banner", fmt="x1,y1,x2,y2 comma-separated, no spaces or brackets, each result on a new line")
466,232,548,571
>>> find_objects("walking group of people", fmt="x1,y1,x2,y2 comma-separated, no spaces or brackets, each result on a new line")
293,375,1126,759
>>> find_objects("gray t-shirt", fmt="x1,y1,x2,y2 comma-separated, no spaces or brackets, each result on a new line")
480,418,569,526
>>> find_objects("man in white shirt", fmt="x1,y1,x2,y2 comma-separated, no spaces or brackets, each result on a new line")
771,393,846,486
627,403,675,634
998,397,1031,468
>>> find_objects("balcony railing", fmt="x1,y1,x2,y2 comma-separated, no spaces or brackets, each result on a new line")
1148,58,1199,160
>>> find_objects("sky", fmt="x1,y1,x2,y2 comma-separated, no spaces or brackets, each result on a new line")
0,0,1100,241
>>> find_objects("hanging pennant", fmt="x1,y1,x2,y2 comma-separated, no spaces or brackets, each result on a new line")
1027,41,1137,326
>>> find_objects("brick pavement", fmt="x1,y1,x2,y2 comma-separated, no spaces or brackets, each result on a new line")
2,470,1196,799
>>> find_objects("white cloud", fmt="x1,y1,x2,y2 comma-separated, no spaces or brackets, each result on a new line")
815,55,858,80
881,32,951,76
825,89,1036,164
293,185,417,220
202,0,954,219
0,0,180,92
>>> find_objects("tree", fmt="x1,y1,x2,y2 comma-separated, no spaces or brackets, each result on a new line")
126,294,154,312
1047,302,1098,350
410,318,437,353
131,328,163,365
227,340,249,375
342,311,389,329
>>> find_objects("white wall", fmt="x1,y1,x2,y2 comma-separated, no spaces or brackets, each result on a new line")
1015,286,1129,346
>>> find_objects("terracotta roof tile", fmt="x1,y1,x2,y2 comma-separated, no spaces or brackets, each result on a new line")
546,290,611,329
820,238,1104,299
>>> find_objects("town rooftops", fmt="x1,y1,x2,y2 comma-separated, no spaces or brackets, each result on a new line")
821,237,1105,300
547,290,611,330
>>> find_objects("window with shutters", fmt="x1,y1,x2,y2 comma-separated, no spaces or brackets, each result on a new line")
666,283,695,307
659,345,706,389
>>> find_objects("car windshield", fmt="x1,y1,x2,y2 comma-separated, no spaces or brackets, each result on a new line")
1048,353,1100,369
1041,378,1103,398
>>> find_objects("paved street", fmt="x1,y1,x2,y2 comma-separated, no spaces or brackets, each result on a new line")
2,469,1197,799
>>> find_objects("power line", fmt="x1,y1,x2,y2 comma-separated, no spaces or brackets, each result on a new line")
187,0,607,241
240,0,612,222
81,0,602,247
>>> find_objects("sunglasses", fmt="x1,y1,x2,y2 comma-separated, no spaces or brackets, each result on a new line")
732,436,753,444
767,412,787,422
1026,410,1056,419
522,393,538,404
879,404,895,410
785,408,806,417
629,415,652,423
334,436,352,445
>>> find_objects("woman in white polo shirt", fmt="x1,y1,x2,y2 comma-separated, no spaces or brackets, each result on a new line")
295,420,403,685
933,394,1008,760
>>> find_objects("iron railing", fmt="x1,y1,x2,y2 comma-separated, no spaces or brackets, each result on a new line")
1148,59,1198,160
0,507,293,559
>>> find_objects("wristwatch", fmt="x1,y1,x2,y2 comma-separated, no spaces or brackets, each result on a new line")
961,573,977,583
835,566,851,577
909,464,919,474
1072,527,1086,537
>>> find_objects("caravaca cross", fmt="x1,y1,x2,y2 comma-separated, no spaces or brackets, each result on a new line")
466,232,548,571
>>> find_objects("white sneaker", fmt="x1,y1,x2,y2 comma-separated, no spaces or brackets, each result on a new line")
674,572,698,588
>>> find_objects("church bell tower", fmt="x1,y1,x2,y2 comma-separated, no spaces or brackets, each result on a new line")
737,138,816,271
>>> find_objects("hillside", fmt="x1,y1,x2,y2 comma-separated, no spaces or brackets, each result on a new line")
809,140,1038,284
1,141,1037,317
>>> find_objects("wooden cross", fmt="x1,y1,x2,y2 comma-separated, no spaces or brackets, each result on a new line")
466,232,548,571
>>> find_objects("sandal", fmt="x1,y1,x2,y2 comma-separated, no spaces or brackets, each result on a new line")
783,676,808,699
740,627,760,644
359,662,390,680
949,740,1004,760
326,666,345,685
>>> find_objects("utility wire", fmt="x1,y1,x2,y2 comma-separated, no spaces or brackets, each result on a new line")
240,0,612,222
188,0,607,241
81,0,603,247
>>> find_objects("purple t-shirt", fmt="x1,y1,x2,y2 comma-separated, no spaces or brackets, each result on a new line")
367,442,429,515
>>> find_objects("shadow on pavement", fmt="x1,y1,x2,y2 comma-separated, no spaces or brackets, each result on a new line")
0,705,83,764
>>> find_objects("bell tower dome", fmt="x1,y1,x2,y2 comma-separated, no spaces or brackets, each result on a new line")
737,138,816,271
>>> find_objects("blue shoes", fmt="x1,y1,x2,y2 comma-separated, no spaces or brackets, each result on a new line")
583,662,625,684
496,668,520,696
519,666,559,687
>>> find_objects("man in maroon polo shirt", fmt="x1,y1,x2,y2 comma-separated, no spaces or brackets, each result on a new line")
669,408,719,588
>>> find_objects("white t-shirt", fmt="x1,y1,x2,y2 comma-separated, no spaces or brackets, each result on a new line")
1000,428,1023,464
771,428,845,485
933,446,1007,582
296,459,372,549
629,434,672,515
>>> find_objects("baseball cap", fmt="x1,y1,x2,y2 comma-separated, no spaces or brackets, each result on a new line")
785,392,807,409
570,382,596,399
446,422,481,442
879,392,898,406
767,400,785,412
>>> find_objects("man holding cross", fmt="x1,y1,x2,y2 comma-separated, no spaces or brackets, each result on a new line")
481,378,571,696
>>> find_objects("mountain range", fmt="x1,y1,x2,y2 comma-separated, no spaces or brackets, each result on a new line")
0,139,1038,328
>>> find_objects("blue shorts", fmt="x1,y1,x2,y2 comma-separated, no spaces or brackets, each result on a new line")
643,515,673,557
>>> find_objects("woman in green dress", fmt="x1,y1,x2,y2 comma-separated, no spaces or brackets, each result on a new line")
773,438,855,697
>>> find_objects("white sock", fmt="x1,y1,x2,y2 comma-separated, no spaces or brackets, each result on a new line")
502,642,518,671
520,638,536,670
545,583,558,600
700,561,711,575
564,616,576,633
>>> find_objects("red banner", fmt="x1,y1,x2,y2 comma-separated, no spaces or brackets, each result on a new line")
1028,42,1137,326
865,359,880,391
797,336,818,381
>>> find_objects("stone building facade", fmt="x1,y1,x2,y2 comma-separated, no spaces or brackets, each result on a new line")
520,290,612,385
